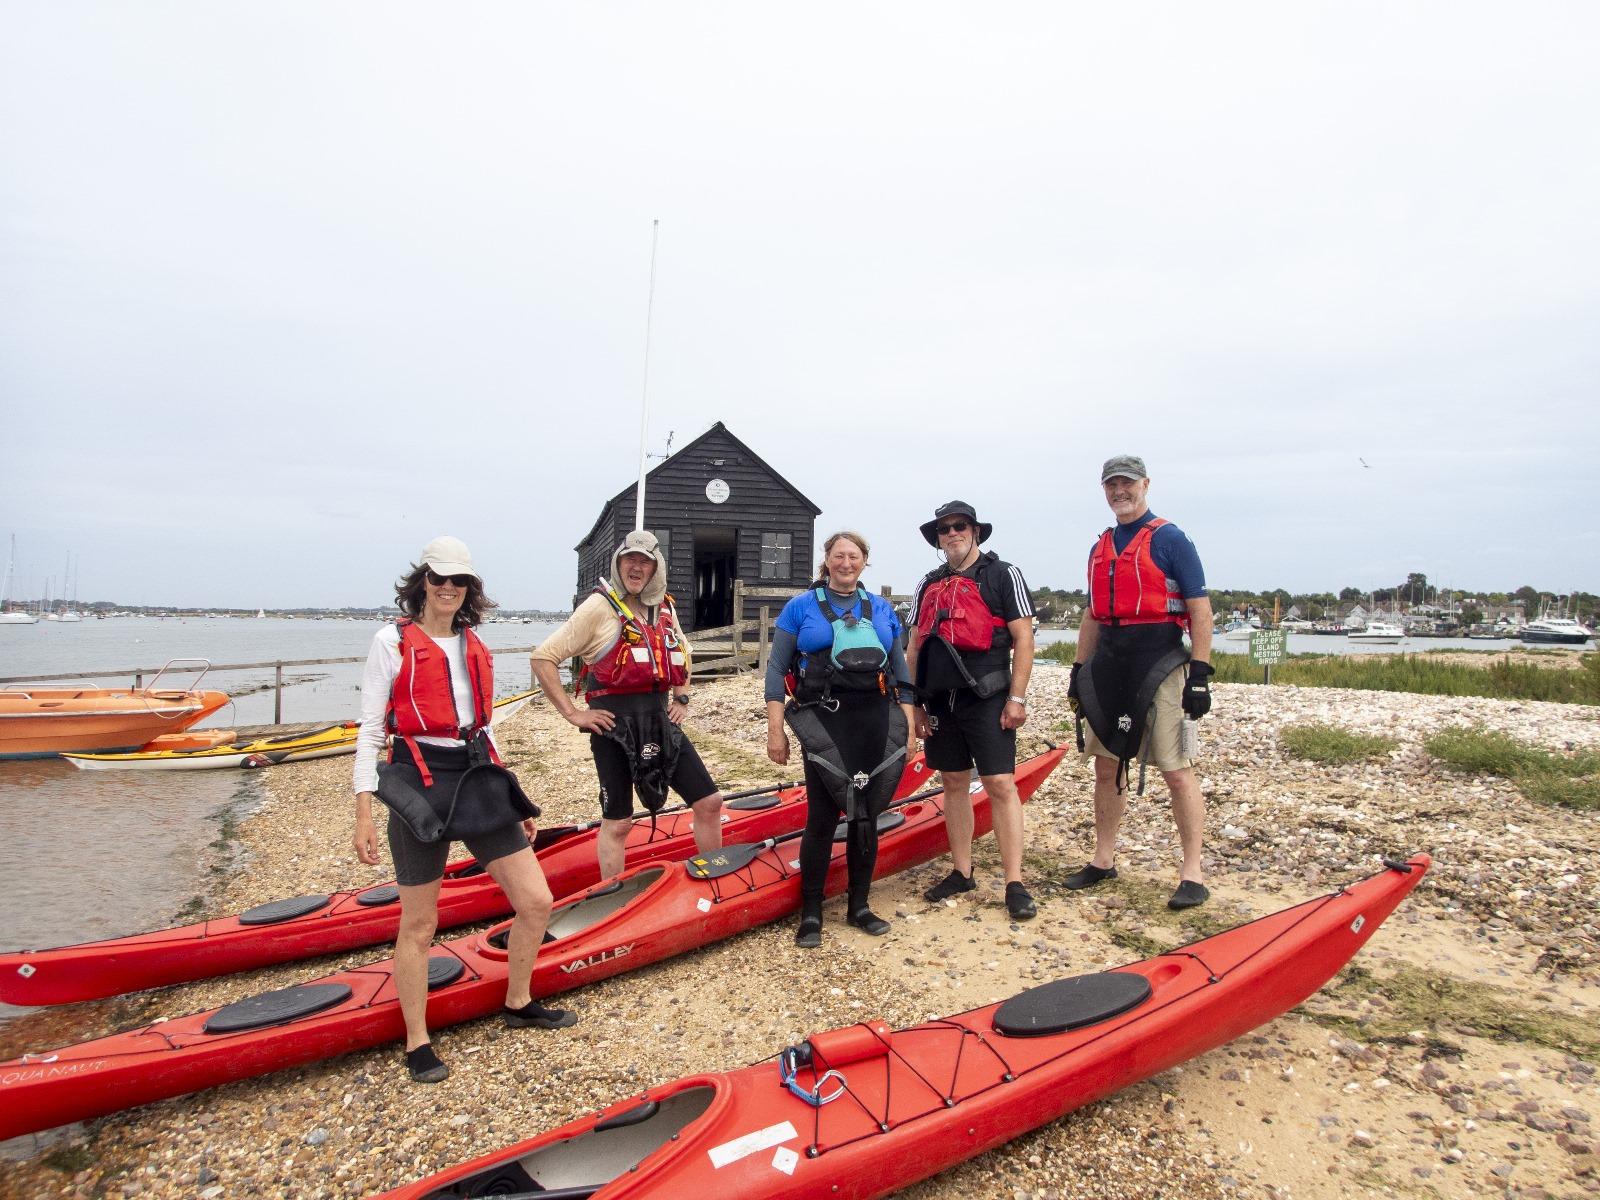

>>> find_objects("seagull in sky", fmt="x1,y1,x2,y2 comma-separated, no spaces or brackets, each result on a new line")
1359,457,1371,468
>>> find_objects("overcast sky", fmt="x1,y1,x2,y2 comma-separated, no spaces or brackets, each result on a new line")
2,2,1596,610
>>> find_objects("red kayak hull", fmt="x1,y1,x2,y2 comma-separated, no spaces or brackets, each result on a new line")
0,750,1060,1139
0,757,934,1006
374,852,1429,1200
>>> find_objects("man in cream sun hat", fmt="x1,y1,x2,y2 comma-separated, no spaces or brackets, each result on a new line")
530,531,724,878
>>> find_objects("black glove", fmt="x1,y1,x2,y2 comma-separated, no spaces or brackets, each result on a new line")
1182,661,1214,719
1067,662,1082,715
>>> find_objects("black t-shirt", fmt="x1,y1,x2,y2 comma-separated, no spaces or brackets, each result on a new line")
910,552,1033,692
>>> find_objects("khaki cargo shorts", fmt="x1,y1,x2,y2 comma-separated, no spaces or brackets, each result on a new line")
1082,664,1192,773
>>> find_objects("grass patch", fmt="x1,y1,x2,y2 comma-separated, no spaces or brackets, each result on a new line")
1280,723,1397,765
1317,963,1600,1061
1209,648,1600,705
1425,726,1600,811
41,1144,93,1174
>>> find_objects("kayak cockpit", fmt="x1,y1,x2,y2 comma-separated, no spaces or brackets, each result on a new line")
991,969,1154,1037
482,868,666,953
423,1085,717,1199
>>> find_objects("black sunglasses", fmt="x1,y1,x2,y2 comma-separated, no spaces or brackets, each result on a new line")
426,570,474,588
935,520,971,536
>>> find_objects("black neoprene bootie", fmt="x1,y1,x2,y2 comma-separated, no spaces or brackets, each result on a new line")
846,889,890,936
795,896,823,949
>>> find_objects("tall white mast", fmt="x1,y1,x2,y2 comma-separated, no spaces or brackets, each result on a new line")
633,219,661,532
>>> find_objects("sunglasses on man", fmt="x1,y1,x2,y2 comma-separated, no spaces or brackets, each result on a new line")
936,520,971,536
425,570,474,588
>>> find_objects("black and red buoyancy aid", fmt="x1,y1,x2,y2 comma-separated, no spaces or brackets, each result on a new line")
913,571,1006,651
580,588,690,700
386,618,500,786
1087,519,1189,628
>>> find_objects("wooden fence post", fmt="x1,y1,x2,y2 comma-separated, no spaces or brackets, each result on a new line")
274,662,284,723
731,578,745,658
757,605,770,670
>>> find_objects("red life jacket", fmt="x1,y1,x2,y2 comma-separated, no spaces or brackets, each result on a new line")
914,572,1005,652
386,618,500,786
581,589,690,699
1087,519,1189,628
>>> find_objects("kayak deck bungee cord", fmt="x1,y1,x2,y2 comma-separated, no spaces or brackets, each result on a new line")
371,853,1429,1200
0,749,1061,1139
0,756,932,1007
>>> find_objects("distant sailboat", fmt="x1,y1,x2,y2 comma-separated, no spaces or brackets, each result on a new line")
57,553,82,621
1,535,38,625
256,609,266,619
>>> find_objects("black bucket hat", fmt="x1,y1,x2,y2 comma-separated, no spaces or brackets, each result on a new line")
919,500,993,547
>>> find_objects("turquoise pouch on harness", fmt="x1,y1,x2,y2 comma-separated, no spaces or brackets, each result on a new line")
818,587,888,674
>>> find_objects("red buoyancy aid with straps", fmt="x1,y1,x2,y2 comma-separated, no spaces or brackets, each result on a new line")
580,588,690,700
386,618,500,786
913,571,1006,652
1087,519,1189,628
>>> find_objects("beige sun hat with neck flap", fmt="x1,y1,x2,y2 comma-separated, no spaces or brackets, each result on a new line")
610,530,669,606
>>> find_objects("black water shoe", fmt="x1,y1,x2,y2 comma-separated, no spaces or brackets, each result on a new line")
406,1043,449,1084
504,1000,578,1030
923,869,976,902
1167,880,1210,910
1063,863,1118,891
847,908,891,936
794,914,822,949
1005,882,1037,920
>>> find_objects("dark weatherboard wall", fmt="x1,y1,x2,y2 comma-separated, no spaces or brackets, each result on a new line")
574,422,822,631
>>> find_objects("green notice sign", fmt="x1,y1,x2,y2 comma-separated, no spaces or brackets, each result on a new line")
1249,629,1289,666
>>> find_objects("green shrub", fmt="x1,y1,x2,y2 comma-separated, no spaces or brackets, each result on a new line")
1425,726,1600,811
1280,723,1397,764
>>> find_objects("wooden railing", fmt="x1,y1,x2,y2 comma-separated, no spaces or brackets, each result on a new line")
690,580,911,676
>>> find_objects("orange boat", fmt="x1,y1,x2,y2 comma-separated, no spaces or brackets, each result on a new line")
0,660,230,760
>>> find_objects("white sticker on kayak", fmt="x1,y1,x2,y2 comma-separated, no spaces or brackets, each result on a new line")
16,963,35,979
1351,915,1365,933
772,1145,799,1174
708,1120,798,1169
789,859,801,870
968,779,983,794
696,897,712,913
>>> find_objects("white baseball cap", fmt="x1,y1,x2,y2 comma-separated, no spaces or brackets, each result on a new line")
420,535,479,580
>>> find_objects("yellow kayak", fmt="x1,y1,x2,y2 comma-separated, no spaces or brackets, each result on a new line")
60,689,538,772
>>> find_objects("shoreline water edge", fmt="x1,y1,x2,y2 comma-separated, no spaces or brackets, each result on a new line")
1,663,1597,1199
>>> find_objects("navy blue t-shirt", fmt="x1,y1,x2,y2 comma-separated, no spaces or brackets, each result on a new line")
1104,510,1207,599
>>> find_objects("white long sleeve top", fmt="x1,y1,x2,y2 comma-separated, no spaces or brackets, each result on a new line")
352,623,498,794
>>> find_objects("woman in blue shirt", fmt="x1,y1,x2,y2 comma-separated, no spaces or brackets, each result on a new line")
765,531,916,948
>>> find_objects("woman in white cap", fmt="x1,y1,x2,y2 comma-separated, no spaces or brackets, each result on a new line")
353,536,576,1085
530,530,724,878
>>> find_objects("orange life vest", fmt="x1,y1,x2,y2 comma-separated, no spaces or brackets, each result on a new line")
581,590,690,699
386,619,499,785
1087,519,1189,628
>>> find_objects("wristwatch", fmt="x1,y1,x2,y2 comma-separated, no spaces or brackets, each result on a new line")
1007,695,1027,706
673,693,691,705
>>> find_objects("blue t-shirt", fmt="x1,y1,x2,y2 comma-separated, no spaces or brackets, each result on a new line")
777,587,903,659
1107,511,1207,599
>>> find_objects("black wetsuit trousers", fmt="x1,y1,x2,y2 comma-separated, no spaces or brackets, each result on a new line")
794,691,890,913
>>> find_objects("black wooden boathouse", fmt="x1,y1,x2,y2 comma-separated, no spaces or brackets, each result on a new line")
574,422,822,632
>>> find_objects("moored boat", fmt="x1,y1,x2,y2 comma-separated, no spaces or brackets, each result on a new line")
375,852,1428,1200
62,721,362,771
0,755,929,1005
1347,620,1404,645
0,661,230,759
0,751,1058,1138
1518,616,1594,645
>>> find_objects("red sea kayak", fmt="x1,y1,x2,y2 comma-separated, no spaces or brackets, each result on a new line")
0,749,1061,1139
374,852,1429,1200
0,758,931,1006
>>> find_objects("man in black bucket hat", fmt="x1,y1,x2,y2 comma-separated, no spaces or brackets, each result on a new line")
1068,455,1214,910
906,500,1038,920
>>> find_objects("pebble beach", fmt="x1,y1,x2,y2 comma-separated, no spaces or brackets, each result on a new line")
3,662,1598,1200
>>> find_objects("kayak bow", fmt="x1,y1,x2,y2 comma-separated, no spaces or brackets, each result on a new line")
374,853,1429,1200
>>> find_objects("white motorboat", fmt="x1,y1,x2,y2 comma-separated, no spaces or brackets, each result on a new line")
1348,621,1405,645
1518,617,1594,646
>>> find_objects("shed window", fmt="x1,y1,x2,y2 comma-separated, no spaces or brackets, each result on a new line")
652,530,672,568
760,532,792,580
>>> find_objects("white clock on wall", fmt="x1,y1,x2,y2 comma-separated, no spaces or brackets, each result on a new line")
705,478,730,504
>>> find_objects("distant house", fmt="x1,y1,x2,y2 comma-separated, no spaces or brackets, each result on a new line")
574,422,822,631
